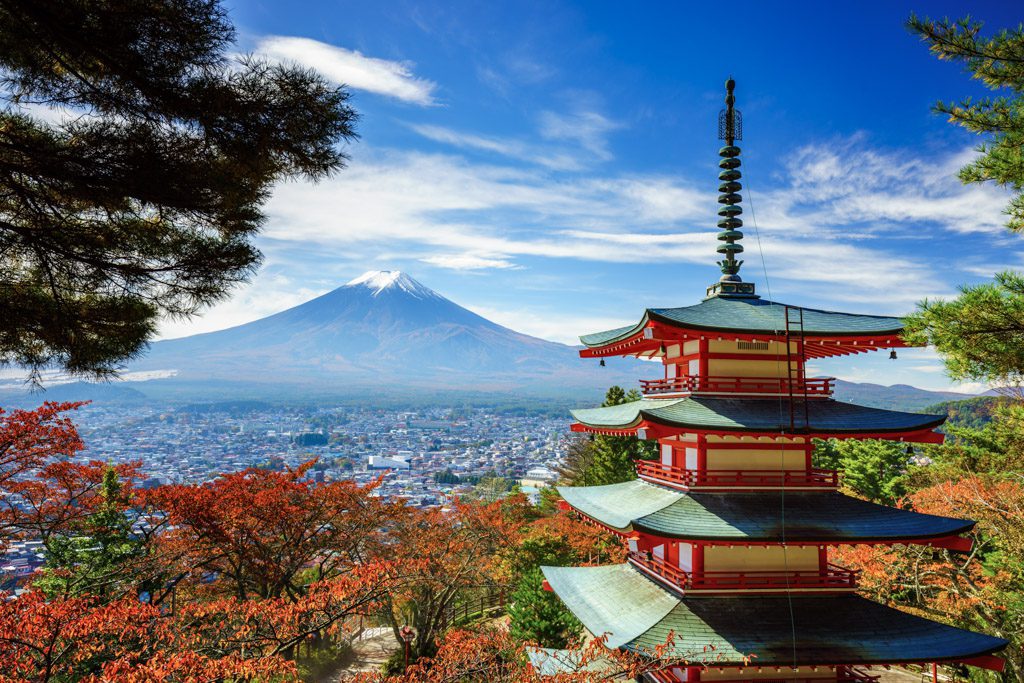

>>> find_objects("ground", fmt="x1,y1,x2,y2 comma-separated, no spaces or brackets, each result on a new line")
321,627,397,681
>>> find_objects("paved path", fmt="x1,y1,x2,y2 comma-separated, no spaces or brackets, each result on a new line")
322,627,398,682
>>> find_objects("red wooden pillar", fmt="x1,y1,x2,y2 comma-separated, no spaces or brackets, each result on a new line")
698,337,709,378
696,433,707,473
693,543,705,586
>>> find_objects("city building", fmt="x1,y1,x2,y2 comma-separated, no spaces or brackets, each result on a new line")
541,80,1008,682
368,455,411,470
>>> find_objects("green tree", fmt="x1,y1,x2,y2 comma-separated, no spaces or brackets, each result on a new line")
0,0,358,378
904,273,1024,385
814,439,910,506
587,386,657,486
918,399,1024,481
507,567,581,649
908,15,1024,232
35,467,141,598
904,16,1024,390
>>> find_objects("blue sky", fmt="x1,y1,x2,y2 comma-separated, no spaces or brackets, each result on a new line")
159,0,1023,392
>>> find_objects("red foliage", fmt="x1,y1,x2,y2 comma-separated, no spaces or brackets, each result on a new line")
0,589,294,682
0,402,86,547
142,462,395,601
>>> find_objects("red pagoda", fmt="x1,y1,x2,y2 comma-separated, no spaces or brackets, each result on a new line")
541,80,1007,682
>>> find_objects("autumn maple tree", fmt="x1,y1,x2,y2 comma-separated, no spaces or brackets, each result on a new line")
143,462,394,603
378,496,530,663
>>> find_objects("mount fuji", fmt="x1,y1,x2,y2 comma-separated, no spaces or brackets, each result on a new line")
128,271,634,399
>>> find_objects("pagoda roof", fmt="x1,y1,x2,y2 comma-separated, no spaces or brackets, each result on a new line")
558,480,975,542
580,296,905,348
525,648,618,676
541,564,1007,665
571,397,946,437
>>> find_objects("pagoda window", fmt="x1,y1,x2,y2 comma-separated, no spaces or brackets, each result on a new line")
703,545,819,573
676,542,693,572
683,445,697,470
661,443,673,467
704,445,806,472
705,339,803,381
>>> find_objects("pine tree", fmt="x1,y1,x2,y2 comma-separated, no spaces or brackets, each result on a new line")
507,567,581,648
36,467,140,598
903,16,1024,388
587,386,657,485
904,272,1024,386
814,439,910,506
0,0,358,378
908,14,1024,232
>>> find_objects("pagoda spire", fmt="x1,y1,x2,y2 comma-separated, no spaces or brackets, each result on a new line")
707,78,756,298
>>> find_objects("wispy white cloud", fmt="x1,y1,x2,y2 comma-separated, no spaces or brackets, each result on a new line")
409,124,584,170
464,304,626,345
156,273,326,339
261,147,948,310
538,109,621,160
419,254,520,271
769,138,1010,236
253,36,438,105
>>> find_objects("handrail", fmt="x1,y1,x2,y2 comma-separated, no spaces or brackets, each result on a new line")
628,552,859,591
648,670,879,683
635,461,839,489
639,375,835,396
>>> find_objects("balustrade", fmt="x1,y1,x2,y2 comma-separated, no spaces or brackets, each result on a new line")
639,375,834,397
635,461,839,489
627,551,859,592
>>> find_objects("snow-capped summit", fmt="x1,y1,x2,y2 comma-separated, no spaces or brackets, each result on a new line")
345,270,439,299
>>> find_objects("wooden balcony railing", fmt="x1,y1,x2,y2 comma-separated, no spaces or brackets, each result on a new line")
628,552,859,592
639,375,835,397
635,461,839,489
648,668,879,683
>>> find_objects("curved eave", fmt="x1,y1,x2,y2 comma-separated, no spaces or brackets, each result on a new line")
543,564,1008,668
640,410,947,438
570,398,947,443
579,301,909,357
558,481,976,544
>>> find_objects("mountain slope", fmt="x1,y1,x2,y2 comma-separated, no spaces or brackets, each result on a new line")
133,271,628,394
831,379,975,412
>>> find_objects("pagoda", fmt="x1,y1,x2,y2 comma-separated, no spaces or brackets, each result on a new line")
541,80,1008,682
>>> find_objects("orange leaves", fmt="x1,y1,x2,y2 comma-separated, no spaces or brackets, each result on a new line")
0,562,397,681
173,561,397,658
0,402,87,548
0,589,294,683
142,462,394,601
348,626,704,683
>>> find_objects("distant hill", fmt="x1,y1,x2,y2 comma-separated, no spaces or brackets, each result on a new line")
924,396,1006,429
831,380,976,412
0,381,147,408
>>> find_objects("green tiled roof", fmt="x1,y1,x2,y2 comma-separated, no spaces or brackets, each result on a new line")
558,480,975,541
558,479,681,529
525,648,617,676
580,296,904,347
541,565,678,649
571,397,946,434
544,564,1007,666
